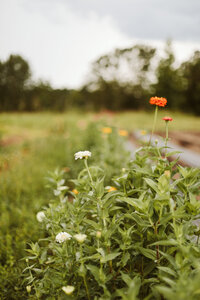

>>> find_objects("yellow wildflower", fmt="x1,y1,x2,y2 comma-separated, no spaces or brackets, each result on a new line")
102,127,112,134
108,186,117,192
72,189,79,195
118,129,128,137
140,130,147,135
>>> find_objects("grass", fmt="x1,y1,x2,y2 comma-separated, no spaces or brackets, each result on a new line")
111,110,200,131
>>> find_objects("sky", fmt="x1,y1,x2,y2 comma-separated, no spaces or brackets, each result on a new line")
0,0,200,88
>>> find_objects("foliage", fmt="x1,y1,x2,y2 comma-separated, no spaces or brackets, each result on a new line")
1,42,200,114
179,51,200,115
23,140,200,299
0,54,30,111
0,115,128,299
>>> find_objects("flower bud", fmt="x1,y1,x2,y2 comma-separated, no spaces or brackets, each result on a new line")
96,231,102,239
62,286,75,295
164,170,171,178
26,286,31,293
74,233,87,243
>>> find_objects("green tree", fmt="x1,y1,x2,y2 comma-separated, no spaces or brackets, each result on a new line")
0,55,31,111
180,51,200,115
85,44,156,110
152,41,185,110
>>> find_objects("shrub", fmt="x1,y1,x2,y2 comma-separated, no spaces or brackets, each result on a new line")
24,143,200,299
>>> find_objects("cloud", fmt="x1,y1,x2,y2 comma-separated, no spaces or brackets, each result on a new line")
0,0,200,88
0,0,132,88
66,0,200,41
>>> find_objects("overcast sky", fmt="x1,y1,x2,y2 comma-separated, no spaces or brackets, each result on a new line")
0,0,200,88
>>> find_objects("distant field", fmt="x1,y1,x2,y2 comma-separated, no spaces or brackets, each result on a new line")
112,110,200,131
0,110,200,140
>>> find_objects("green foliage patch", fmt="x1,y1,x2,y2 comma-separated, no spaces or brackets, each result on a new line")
23,142,200,299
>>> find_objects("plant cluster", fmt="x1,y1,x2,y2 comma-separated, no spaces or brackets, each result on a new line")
0,114,128,299
24,103,200,299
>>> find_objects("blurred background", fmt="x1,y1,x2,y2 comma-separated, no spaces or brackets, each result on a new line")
0,0,200,114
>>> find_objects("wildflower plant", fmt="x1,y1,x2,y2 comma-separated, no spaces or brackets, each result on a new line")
24,102,200,299
149,96,167,144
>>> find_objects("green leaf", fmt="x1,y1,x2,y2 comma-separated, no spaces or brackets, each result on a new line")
157,266,177,277
87,265,100,282
165,151,182,157
154,285,174,299
84,219,100,230
150,239,178,246
137,247,156,260
120,197,144,210
101,252,121,263
144,178,158,193
158,174,169,194
121,252,130,267
129,213,150,227
83,253,101,262
121,272,132,286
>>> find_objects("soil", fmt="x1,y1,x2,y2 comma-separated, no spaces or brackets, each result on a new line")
156,131,200,154
0,135,24,147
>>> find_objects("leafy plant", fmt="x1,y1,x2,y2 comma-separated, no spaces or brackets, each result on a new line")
23,139,200,299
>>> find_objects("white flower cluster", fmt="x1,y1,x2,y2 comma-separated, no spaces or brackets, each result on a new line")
74,151,91,160
62,285,75,295
55,232,87,244
55,232,72,243
74,233,87,243
36,211,45,222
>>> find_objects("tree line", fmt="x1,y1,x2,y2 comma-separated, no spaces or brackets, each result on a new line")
0,42,200,114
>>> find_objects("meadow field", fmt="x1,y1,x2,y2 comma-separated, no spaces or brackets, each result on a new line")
0,110,200,299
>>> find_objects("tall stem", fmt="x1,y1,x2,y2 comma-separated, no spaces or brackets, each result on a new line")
80,244,90,300
83,276,90,300
165,121,169,147
164,121,169,157
154,223,160,262
84,159,93,185
149,106,158,145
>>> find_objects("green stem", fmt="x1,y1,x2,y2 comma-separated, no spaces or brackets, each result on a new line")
165,121,169,147
80,244,90,300
83,276,90,300
149,106,158,145
84,159,93,185
197,234,200,245
154,223,160,262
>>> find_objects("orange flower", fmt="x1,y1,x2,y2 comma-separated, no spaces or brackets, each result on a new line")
118,129,128,137
72,189,79,195
108,186,117,192
149,96,167,107
102,127,112,134
162,116,173,121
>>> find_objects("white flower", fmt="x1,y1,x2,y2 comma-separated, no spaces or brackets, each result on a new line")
56,232,72,243
62,285,75,295
74,233,87,243
36,211,45,222
74,151,91,160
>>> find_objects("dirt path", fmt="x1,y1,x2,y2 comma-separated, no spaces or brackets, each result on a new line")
156,131,200,154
